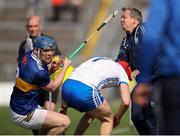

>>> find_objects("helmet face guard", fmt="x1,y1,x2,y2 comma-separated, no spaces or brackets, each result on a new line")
33,36,55,63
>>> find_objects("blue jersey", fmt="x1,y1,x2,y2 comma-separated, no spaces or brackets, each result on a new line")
10,51,50,115
115,24,145,71
137,0,180,83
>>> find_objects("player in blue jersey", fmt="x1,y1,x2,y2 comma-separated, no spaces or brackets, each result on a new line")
10,35,71,135
61,57,131,135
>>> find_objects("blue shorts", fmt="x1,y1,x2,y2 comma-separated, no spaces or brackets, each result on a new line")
62,79,104,112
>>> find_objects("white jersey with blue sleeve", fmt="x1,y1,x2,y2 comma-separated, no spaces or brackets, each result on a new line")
62,57,129,112
69,57,129,90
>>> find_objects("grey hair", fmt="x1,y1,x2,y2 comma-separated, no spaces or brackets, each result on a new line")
122,7,142,23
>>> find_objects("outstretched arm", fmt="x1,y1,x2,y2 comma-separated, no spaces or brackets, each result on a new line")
42,58,71,92
113,83,130,128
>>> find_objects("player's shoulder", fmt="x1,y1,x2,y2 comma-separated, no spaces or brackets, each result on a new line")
24,51,45,72
136,23,145,34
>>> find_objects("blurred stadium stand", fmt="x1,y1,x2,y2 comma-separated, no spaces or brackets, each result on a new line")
0,0,148,81
0,0,101,81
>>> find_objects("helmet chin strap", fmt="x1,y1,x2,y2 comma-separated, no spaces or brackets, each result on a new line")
37,48,47,66
37,48,41,60
36,47,53,66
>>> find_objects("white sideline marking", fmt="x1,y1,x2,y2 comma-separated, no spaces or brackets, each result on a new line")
112,127,130,134
0,82,14,105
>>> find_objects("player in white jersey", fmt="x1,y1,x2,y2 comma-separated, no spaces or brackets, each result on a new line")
61,57,131,135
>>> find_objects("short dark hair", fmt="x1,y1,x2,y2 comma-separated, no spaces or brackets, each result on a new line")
122,7,142,23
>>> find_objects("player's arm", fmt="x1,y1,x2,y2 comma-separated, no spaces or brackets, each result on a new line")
42,58,71,92
113,83,130,128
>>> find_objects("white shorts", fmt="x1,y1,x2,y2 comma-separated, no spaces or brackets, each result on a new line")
10,108,47,129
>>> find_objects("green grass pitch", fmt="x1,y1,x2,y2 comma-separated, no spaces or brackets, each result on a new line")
0,103,137,135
